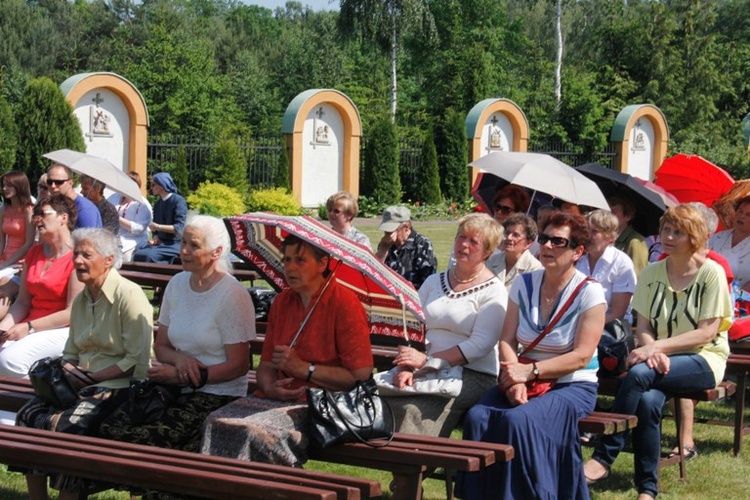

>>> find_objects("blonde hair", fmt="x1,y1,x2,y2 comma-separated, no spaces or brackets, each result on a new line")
325,191,358,219
587,210,619,239
660,204,708,252
456,213,503,257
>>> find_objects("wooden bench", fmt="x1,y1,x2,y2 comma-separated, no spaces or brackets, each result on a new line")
121,261,260,284
725,353,750,456
0,425,381,500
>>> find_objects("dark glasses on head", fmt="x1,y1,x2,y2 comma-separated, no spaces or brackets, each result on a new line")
538,233,577,248
494,204,514,215
46,178,70,186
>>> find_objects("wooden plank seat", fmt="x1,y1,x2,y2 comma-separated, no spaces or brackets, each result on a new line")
579,411,637,436
597,374,735,481
0,426,380,500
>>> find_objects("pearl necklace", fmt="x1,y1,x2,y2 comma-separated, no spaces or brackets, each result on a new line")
451,267,483,285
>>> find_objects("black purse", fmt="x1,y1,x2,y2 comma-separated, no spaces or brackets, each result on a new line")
598,319,635,376
307,377,394,448
128,380,182,425
28,357,79,409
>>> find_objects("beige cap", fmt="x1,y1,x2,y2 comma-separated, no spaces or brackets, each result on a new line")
378,206,411,232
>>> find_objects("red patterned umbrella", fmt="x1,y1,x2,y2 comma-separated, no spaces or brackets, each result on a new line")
225,213,425,349
655,154,735,206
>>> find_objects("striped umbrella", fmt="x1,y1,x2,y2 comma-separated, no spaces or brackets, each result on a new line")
225,213,425,349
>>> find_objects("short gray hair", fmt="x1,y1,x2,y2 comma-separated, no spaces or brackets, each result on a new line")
185,214,233,275
686,202,719,235
72,228,122,270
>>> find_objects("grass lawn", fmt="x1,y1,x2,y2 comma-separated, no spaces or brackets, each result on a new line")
3,218,748,498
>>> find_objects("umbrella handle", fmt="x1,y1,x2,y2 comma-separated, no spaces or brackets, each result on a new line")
398,294,410,346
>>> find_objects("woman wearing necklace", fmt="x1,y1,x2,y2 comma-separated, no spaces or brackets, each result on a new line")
16,228,153,500
457,212,606,500
99,215,256,465
384,213,507,445
584,205,732,500
0,194,84,378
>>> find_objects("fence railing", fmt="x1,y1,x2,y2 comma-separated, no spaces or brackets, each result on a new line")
147,133,617,196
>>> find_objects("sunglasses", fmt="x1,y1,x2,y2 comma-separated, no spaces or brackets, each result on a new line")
538,233,577,248
494,204,514,215
32,210,57,219
46,178,71,186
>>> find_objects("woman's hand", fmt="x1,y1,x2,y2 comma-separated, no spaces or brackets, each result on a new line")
498,361,534,391
171,353,205,387
0,322,31,344
394,369,414,390
627,344,670,374
148,364,182,385
505,383,528,406
271,345,308,379
393,346,428,370
263,377,306,401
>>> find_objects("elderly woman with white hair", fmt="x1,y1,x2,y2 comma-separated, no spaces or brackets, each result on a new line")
16,228,153,500
99,215,256,457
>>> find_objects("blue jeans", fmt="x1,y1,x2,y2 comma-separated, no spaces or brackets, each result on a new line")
592,354,716,497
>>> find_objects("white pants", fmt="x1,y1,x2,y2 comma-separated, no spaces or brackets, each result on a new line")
0,327,69,378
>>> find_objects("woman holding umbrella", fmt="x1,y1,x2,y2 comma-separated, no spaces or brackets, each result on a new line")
201,234,373,467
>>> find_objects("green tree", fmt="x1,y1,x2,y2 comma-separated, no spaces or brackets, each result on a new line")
207,127,250,195
435,108,468,202
414,129,441,205
15,77,85,179
276,139,290,191
0,96,17,173
362,115,401,204
339,0,436,122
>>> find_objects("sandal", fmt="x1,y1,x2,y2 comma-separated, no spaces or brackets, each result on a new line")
667,444,699,461
583,461,610,485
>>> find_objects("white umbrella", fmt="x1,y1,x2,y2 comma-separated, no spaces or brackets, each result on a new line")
42,149,145,203
469,151,610,211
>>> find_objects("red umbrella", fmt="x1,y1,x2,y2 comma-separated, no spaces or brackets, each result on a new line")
225,213,425,349
655,154,734,206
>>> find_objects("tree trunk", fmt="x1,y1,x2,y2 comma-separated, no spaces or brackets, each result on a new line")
390,9,398,123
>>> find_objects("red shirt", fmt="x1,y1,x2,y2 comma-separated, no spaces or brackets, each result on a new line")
259,280,373,395
23,244,74,322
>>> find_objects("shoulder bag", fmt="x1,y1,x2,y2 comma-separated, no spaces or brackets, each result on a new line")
307,377,394,448
516,276,594,398
28,357,95,409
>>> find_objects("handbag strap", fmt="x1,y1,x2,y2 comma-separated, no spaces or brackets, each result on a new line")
323,382,395,448
520,276,594,357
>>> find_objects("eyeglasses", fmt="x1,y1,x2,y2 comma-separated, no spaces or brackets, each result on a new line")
46,178,70,187
32,210,57,219
538,233,577,248
494,204,514,215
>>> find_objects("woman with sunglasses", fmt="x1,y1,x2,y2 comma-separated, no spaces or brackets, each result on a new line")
0,194,84,378
325,191,371,250
584,205,732,500
491,185,530,224
457,212,606,499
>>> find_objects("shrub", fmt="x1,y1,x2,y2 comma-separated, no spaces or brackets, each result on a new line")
0,97,17,173
361,114,401,204
186,181,247,217
436,108,468,202
208,127,249,195
247,187,302,215
414,129,441,205
15,77,85,179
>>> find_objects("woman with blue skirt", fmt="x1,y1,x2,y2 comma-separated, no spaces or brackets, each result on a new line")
457,212,606,499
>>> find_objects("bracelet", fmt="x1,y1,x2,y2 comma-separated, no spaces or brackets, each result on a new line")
190,367,209,390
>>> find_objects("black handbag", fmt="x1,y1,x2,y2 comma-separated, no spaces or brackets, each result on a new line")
28,357,79,409
307,377,394,448
598,319,635,376
128,380,182,425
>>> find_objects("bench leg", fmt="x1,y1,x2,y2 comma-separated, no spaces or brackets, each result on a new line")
673,398,687,482
443,468,455,500
391,471,425,500
734,370,747,456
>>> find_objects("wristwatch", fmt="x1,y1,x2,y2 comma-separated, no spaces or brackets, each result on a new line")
27,321,35,334
531,362,540,380
306,363,316,381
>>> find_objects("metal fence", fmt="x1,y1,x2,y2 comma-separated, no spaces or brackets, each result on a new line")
146,133,616,195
